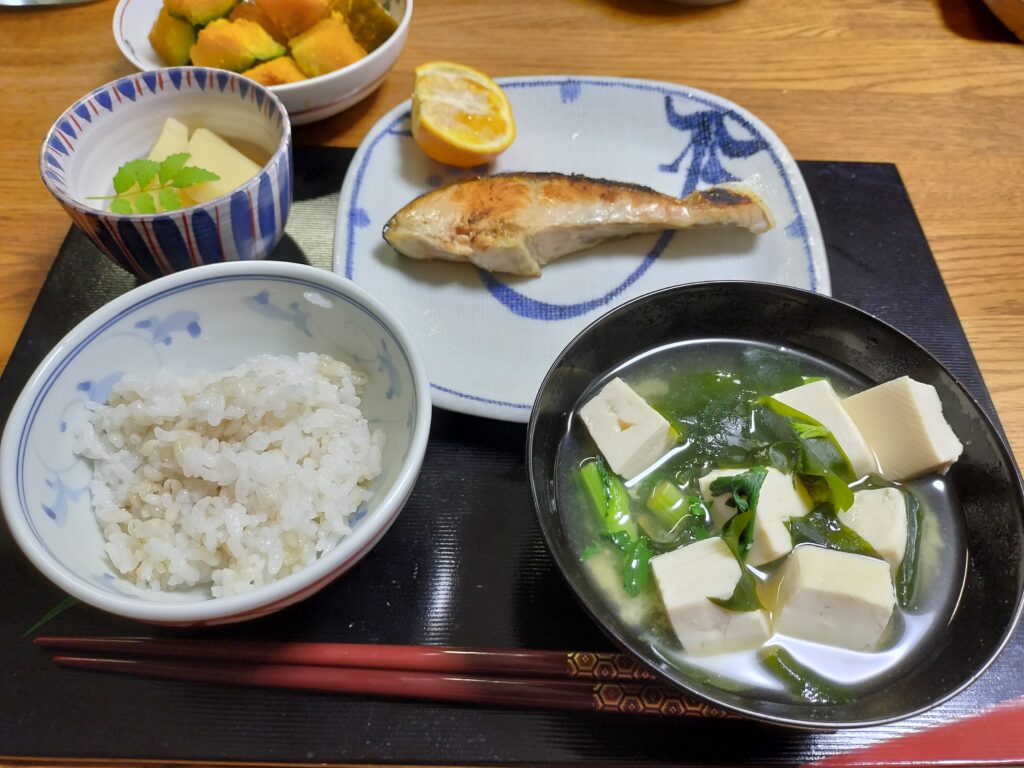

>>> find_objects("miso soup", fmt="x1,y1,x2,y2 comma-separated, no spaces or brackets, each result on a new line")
555,339,967,704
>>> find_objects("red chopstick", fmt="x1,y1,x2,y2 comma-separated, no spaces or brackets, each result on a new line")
37,637,735,718
34,636,656,680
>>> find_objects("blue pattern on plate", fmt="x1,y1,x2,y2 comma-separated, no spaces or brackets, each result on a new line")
350,208,370,228
243,291,311,336
343,76,822,413
191,209,224,263
76,372,124,403
477,87,795,321
116,80,137,102
258,174,276,241
153,217,192,271
231,190,253,259
41,474,86,526
117,219,159,272
48,135,68,156
93,89,113,111
134,311,202,345
559,79,581,104
278,149,292,225
378,340,400,399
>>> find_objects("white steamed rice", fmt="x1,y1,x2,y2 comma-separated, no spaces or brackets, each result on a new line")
72,352,384,597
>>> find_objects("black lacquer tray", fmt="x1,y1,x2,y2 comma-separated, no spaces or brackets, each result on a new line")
0,149,1018,765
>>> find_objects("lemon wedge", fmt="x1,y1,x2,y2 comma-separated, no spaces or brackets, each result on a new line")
411,61,516,168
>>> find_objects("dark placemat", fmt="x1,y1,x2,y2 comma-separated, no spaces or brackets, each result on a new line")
0,148,1016,765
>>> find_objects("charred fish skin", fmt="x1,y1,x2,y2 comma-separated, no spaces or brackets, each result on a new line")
382,172,774,277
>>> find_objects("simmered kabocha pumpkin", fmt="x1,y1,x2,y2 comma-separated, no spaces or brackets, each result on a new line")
229,2,288,45
165,0,238,26
343,0,398,52
289,15,366,78
254,0,330,41
149,0,395,81
243,56,308,86
148,7,196,66
190,18,286,72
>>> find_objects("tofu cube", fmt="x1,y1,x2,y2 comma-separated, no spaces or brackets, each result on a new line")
578,377,676,480
774,545,896,651
651,537,771,655
842,376,963,481
839,487,908,572
771,379,879,478
698,467,812,566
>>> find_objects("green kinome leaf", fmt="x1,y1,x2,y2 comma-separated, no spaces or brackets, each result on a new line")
109,198,133,215
133,191,156,215
112,162,139,195
158,152,190,184
171,165,220,188
91,152,221,214
133,159,161,190
158,187,184,212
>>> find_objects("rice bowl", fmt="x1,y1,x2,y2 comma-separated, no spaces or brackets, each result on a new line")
1,261,430,625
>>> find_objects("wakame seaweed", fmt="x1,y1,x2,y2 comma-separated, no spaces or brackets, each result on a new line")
896,491,924,608
707,469,766,612
759,647,852,704
786,503,882,560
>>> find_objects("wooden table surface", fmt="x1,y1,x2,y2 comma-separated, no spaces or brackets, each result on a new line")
0,2,1022,765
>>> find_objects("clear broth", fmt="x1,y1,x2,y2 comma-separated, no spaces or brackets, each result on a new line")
555,339,967,703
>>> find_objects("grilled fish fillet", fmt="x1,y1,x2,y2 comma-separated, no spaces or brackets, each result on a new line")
382,173,774,277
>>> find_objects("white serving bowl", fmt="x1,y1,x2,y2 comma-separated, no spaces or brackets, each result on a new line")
113,0,412,125
0,261,431,625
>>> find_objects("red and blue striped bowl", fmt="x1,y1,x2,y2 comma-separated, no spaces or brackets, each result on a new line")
40,67,292,281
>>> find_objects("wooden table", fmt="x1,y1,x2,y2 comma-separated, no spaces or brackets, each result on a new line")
0,3,1023,764
3,0,1023,457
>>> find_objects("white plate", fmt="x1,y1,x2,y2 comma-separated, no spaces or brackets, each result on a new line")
335,76,829,422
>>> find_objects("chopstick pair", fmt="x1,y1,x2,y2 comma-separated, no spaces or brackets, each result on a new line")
35,637,734,719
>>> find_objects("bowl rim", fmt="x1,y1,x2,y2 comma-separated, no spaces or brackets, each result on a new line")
111,0,413,96
0,261,432,623
526,278,1024,729
38,66,292,221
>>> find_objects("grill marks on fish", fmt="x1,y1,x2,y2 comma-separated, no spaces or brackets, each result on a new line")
382,173,775,277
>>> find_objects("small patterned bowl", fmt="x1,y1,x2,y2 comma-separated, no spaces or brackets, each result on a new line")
0,261,431,625
40,67,292,281
113,0,412,125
